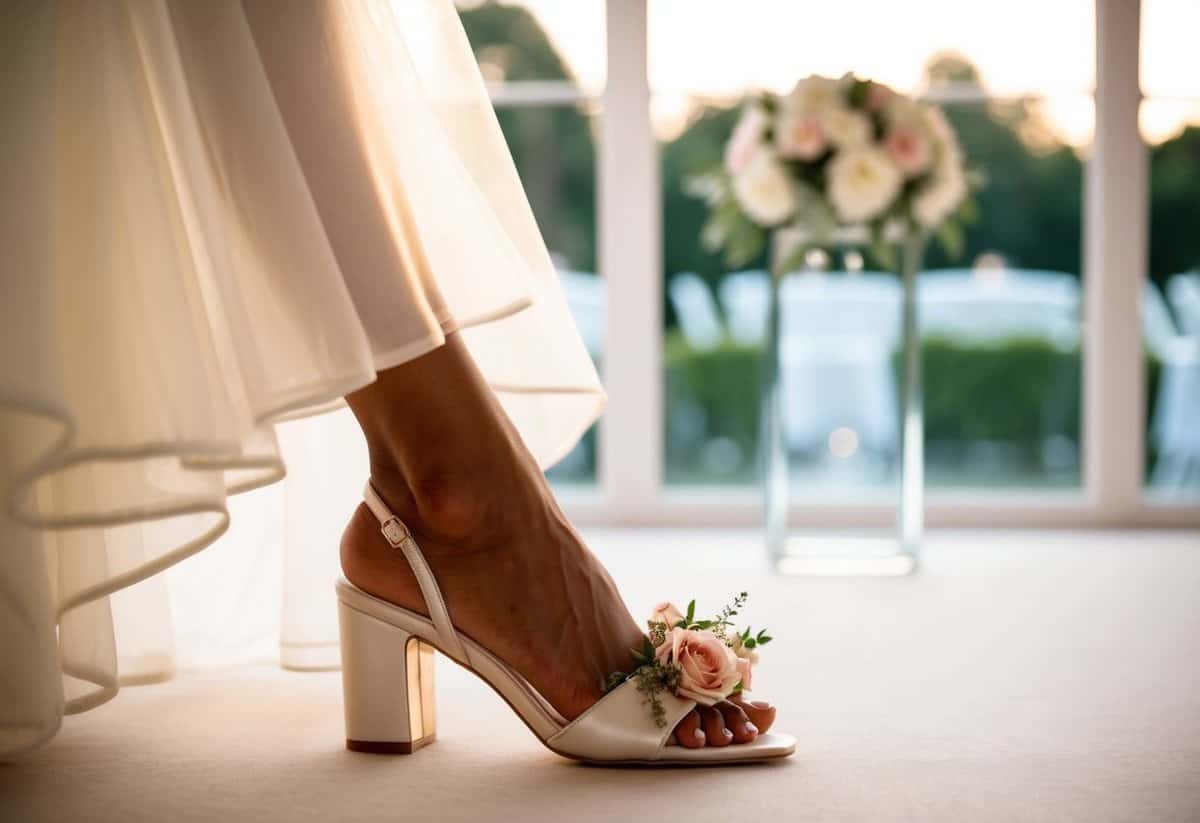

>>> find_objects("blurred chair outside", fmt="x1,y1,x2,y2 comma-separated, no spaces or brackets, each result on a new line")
1150,276,1200,489
667,272,724,352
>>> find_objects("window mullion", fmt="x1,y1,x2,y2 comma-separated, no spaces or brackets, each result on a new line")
598,0,662,518
1084,0,1147,521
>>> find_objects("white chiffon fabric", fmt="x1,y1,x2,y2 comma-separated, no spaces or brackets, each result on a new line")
0,0,603,756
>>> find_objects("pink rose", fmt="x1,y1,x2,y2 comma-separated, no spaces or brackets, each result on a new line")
724,105,768,174
865,81,895,112
735,656,753,692
884,125,932,176
649,602,684,629
775,112,826,160
656,628,741,706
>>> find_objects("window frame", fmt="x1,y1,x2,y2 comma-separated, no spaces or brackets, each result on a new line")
485,0,1200,528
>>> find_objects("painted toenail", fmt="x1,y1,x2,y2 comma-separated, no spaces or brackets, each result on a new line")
745,723,758,734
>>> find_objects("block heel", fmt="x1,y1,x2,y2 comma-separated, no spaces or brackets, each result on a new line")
338,599,436,754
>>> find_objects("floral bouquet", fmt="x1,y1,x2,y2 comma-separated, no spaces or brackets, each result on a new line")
606,593,772,726
691,74,977,271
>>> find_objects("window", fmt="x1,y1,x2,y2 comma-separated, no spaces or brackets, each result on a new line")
1141,1,1200,499
452,0,1198,527
457,1,604,484
653,1,1093,493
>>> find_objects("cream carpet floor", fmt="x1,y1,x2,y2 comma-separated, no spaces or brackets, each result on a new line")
4,529,1199,822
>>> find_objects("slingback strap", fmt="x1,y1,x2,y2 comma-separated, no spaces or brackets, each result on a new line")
362,482,468,663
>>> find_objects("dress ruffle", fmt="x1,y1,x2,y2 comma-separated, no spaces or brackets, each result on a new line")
0,0,603,755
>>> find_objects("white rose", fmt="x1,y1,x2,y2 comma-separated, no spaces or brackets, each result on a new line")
827,147,902,223
729,634,761,665
912,154,967,228
732,146,797,226
920,104,957,146
820,106,873,149
883,96,923,129
784,74,843,118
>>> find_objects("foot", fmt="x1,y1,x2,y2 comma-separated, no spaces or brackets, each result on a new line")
340,470,775,747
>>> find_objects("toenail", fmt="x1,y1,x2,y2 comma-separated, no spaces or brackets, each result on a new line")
693,729,705,741
745,723,758,734
722,728,732,737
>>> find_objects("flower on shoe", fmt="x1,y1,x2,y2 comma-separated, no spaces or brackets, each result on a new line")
775,110,826,161
649,602,684,631
732,146,798,226
827,147,902,223
656,628,741,706
724,104,769,175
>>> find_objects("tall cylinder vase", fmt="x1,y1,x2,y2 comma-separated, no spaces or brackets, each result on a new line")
763,231,926,576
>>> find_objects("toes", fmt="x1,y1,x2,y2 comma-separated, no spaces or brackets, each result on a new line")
698,704,733,747
672,709,706,749
717,700,758,744
731,695,777,734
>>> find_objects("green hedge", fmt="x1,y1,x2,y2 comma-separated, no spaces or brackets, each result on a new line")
664,332,1163,479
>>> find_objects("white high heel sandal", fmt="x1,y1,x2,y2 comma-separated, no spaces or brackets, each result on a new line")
337,482,797,765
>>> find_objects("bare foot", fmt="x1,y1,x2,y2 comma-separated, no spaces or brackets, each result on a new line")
340,471,774,746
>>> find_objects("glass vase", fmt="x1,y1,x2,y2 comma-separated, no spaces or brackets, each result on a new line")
762,229,926,575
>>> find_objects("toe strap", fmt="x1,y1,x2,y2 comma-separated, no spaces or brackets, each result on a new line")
545,679,696,762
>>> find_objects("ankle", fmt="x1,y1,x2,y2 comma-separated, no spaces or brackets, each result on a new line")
368,460,534,550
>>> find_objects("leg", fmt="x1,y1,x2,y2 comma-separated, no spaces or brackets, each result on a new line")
342,334,771,743
342,332,645,721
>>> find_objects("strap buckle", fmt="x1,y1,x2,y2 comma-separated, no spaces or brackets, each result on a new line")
380,516,410,548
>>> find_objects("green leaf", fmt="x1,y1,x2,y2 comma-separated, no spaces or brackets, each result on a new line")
775,242,811,277
871,239,898,271
642,637,656,661
745,638,757,649
957,194,980,223
758,636,773,645
936,219,965,260
847,78,870,108
723,219,766,269
693,619,714,629
685,600,696,624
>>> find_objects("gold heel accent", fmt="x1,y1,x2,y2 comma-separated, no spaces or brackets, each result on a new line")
405,637,438,751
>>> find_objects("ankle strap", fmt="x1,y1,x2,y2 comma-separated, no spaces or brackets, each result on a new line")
362,482,467,662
